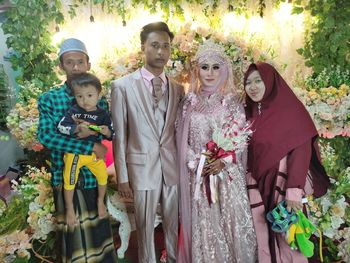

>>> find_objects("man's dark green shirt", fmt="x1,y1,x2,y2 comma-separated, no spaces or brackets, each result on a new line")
37,83,109,188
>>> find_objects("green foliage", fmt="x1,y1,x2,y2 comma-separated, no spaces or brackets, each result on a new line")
30,232,56,262
0,195,30,235
75,0,283,22
320,136,350,178
293,0,350,74
0,64,9,128
131,0,194,20
304,65,350,88
323,238,343,263
91,0,127,24
227,0,248,15
1,0,64,86
17,79,49,104
258,0,266,17
12,258,30,263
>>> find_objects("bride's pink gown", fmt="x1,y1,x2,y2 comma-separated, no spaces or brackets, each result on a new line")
184,93,257,263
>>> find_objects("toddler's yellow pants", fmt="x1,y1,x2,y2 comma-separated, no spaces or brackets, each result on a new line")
63,152,108,190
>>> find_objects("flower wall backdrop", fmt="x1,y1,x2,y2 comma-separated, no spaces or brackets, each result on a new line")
0,166,55,262
1,0,349,262
53,1,306,84
295,66,350,138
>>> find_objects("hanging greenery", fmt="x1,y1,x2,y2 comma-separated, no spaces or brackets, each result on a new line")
1,0,64,86
0,0,284,88
74,0,282,22
90,0,246,20
293,0,350,74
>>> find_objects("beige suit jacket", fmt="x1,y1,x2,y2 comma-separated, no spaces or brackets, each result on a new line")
111,70,184,190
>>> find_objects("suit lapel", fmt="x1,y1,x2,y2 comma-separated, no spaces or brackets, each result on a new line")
162,78,176,137
130,71,160,139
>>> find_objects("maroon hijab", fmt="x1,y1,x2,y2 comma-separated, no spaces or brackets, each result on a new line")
244,62,329,197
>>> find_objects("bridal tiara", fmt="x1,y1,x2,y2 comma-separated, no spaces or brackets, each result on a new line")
194,39,229,65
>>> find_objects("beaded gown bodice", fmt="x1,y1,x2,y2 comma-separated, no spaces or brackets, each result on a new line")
188,94,227,154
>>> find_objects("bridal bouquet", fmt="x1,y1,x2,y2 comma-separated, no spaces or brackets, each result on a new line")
206,112,252,162
194,107,252,205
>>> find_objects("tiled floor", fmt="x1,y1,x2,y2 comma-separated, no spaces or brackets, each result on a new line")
113,223,165,263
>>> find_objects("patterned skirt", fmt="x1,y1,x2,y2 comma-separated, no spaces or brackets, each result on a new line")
53,187,118,263
246,156,309,263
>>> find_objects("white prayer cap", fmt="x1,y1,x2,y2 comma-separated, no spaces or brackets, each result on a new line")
58,38,89,58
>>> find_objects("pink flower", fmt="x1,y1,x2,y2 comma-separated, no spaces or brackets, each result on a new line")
32,143,44,152
185,32,195,42
319,112,333,121
196,27,211,38
321,131,335,138
342,130,349,137
179,42,191,53
173,34,186,45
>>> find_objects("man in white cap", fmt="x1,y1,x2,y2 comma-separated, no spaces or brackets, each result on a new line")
37,38,118,262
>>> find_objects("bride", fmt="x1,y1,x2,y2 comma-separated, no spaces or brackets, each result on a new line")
176,40,257,263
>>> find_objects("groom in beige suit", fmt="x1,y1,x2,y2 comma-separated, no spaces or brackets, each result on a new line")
111,22,184,263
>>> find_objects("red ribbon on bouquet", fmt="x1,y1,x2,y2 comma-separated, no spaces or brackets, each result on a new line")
203,141,237,206
205,140,236,163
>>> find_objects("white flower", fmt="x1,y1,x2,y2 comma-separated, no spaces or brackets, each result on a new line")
337,237,350,262
334,228,350,241
10,179,18,186
315,211,322,217
320,195,332,212
174,60,184,72
330,215,344,229
38,217,52,234
330,195,348,218
323,227,336,238
30,216,54,240
29,201,41,212
3,254,16,263
16,248,30,259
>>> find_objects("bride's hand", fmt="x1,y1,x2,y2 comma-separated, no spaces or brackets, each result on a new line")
202,159,225,177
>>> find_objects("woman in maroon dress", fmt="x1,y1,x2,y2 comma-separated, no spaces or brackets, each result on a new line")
244,62,330,263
